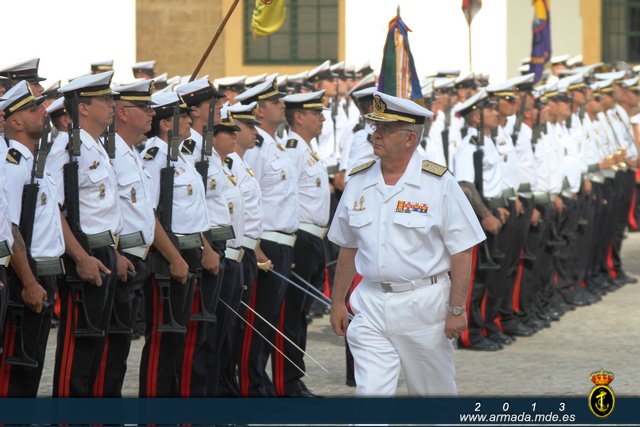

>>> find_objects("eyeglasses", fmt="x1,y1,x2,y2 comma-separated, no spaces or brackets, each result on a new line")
121,104,153,111
370,123,412,136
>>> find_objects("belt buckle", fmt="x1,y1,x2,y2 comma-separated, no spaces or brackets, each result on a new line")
381,282,393,293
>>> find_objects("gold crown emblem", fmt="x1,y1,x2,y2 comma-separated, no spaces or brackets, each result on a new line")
320,94,326,105
373,94,385,113
251,105,258,116
590,370,614,386
149,81,156,93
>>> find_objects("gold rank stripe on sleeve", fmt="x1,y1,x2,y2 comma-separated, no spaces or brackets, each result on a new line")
421,160,447,177
6,148,22,165
143,146,159,160
348,159,376,176
286,138,298,149
181,139,196,154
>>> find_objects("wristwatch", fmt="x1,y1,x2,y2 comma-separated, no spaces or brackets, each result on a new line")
448,305,466,316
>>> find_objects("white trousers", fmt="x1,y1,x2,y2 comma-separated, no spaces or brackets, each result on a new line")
347,277,457,397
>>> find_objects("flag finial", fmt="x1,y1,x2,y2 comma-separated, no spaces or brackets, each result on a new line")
397,4,401,16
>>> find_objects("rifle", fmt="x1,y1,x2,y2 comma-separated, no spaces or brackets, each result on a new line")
566,99,575,129
441,91,452,167
531,105,542,146
103,111,116,159
473,107,500,271
6,118,54,368
511,93,527,141
62,94,106,337
196,97,215,188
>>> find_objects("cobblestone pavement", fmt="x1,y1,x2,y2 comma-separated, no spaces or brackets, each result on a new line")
37,232,640,398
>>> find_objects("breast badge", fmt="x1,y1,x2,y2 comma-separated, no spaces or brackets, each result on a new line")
99,184,105,198
210,179,217,191
228,202,234,215
280,170,286,181
353,196,366,211
131,187,137,203
41,192,47,206
90,160,100,170
187,184,193,196
316,177,321,187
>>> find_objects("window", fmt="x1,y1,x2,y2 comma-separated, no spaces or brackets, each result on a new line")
602,0,640,62
244,0,339,65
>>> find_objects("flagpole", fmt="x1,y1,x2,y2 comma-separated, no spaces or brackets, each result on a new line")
189,0,240,82
467,9,473,70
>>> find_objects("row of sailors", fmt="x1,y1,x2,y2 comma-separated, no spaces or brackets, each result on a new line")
445,68,639,350
0,69,332,398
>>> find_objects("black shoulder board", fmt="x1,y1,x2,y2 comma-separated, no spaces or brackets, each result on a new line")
255,134,264,147
225,156,233,169
143,146,159,160
181,139,196,154
6,148,22,165
348,159,376,176
286,138,298,149
470,136,480,146
421,160,447,177
366,133,373,143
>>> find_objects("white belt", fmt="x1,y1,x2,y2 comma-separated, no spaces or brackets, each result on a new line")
260,231,297,247
298,222,328,240
377,273,449,293
225,247,245,263
242,236,260,251
122,245,149,260
0,256,11,268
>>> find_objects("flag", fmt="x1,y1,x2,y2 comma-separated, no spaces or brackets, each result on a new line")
251,0,287,39
462,0,483,26
377,12,423,104
529,0,552,84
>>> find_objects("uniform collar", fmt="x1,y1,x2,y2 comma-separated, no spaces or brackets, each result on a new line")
362,150,423,192
8,139,34,160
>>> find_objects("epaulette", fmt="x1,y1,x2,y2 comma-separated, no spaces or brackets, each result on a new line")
255,134,264,147
6,148,22,165
286,138,298,149
348,160,376,176
422,160,447,177
143,146,160,160
225,156,233,169
181,139,196,155
366,133,373,143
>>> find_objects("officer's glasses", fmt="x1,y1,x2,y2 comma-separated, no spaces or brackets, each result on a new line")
371,123,412,136
122,103,154,111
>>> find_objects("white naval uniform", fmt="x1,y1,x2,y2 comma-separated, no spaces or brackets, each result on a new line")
0,174,14,249
495,125,520,192
47,128,123,236
514,123,537,189
425,114,447,167
285,131,330,227
582,116,607,183
227,152,263,243
112,134,156,249
555,122,582,194
344,123,376,184
221,156,245,251
328,151,485,397
243,127,299,234
140,136,209,235
453,128,504,198
316,109,339,171
0,136,8,176
43,131,69,204
532,124,563,194
1,141,65,259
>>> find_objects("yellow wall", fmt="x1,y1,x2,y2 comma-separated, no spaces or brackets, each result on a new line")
581,0,602,64
222,0,346,77
136,0,225,79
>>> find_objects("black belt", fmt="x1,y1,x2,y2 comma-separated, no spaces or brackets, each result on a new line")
118,231,146,250
86,231,117,250
486,196,507,210
0,240,11,258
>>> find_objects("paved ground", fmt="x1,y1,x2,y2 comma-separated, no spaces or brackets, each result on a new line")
37,231,640,398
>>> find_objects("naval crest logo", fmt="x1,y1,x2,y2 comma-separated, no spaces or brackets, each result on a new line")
373,95,386,114
588,370,615,419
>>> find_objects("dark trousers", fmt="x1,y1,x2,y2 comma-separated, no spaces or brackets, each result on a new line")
93,254,147,397
611,170,635,275
499,198,534,327
179,241,224,398
274,230,325,396
554,196,580,295
53,246,118,397
574,185,596,285
138,247,201,397
0,267,7,337
221,247,257,397
0,274,57,397
209,256,243,397
587,178,617,285
239,238,291,397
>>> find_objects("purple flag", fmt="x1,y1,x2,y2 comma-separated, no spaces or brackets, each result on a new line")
529,0,551,84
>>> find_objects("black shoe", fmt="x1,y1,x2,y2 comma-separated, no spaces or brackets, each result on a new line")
519,251,537,261
487,331,515,345
458,336,503,351
131,331,141,340
543,308,562,321
503,322,535,337
617,272,638,284
51,318,60,329
562,292,590,307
